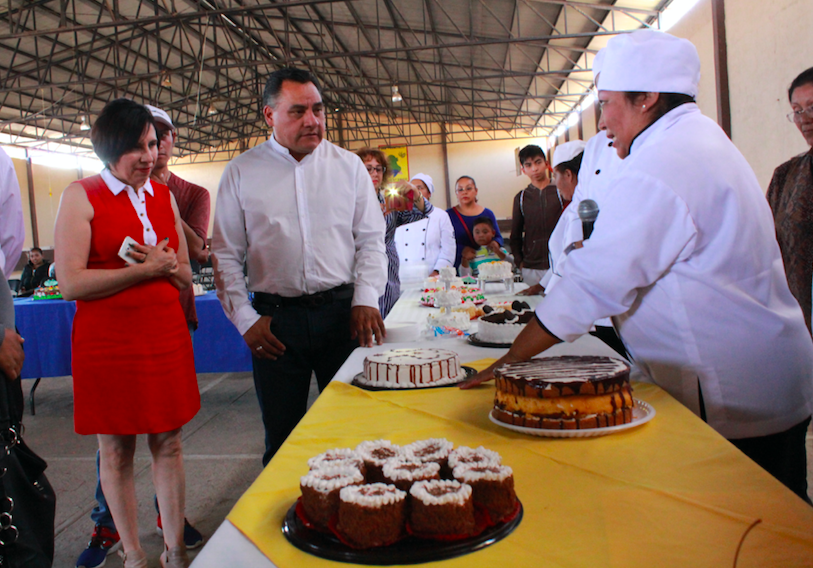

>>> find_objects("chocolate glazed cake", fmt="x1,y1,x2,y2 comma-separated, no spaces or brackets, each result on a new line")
493,355,633,429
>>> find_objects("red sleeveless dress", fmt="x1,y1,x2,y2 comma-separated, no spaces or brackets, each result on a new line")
71,175,200,435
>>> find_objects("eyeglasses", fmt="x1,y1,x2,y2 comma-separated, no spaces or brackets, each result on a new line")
787,105,813,123
366,166,386,174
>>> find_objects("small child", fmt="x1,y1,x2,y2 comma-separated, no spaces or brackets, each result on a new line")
460,217,513,276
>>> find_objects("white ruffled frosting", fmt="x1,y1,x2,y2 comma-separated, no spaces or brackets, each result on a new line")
453,463,513,483
438,266,457,280
434,289,462,307
340,483,406,506
361,348,464,388
447,446,502,470
307,448,363,470
300,466,364,493
382,459,440,481
410,479,472,505
404,438,454,463
355,440,402,466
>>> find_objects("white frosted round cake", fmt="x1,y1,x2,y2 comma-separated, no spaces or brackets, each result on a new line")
359,348,466,388
478,261,513,280
476,301,533,344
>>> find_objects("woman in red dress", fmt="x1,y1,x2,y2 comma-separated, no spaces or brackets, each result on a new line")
54,99,200,568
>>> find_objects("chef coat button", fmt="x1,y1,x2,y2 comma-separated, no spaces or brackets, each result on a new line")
595,169,601,175
608,142,613,147
422,228,426,231
421,243,424,246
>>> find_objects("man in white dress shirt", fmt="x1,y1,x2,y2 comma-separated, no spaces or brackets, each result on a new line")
0,147,25,382
212,68,387,465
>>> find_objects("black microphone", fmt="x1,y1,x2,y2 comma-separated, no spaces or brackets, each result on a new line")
578,199,599,240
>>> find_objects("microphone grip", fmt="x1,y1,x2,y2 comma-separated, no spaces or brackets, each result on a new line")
582,221,595,240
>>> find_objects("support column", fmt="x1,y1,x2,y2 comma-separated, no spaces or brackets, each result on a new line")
711,0,731,138
441,122,452,208
25,155,39,247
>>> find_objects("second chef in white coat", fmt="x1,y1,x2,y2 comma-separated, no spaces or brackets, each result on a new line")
463,30,813,501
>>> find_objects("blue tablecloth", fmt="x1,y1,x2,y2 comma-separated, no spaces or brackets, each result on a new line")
14,291,252,379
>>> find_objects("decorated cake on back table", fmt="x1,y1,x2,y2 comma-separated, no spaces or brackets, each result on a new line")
360,348,465,389
477,261,513,281
32,279,62,300
493,355,633,429
477,301,533,344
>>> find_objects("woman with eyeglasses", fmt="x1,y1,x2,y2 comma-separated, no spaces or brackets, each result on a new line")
462,31,813,502
767,66,813,335
356,148,430,318
447,175,504,272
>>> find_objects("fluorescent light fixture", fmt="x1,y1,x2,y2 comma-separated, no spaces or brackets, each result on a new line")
391,85,403,103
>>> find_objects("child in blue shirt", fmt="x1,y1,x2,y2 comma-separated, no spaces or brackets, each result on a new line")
460,216,513,276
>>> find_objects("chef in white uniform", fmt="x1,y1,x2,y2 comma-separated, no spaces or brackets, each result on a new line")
463,30,813,501
395,173,456,284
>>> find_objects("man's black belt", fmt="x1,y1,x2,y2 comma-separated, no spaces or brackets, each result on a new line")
253,283,354,309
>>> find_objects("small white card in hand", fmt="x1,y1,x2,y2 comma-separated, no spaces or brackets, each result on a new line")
118,236,141,265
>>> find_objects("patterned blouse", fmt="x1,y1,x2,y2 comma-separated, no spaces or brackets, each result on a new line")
377,191,432,318
767,147,813,334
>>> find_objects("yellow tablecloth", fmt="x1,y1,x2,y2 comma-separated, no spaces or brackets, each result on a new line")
228,360,813,567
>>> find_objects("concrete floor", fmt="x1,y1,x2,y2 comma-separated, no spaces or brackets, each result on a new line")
20,373,813,567
23,372,320,568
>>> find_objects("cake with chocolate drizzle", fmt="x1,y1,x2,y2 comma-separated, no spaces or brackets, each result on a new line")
493,355,633,429
477,301,533,344
360,348,465,389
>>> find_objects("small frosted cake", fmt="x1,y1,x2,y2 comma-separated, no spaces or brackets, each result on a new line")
308,448,366,477
433,289,461,307
337,483,407,548
300,466,365,529
493,355,633,429
427,311,472,331
477,261,513,280
421,286,485,306
409,480,475,536
477,302,534,344
447,446,502,470
453,463,516,523
360,348,465,389
381,459,441,492
355,440,402,483
404,438,454,476
33,279,62,300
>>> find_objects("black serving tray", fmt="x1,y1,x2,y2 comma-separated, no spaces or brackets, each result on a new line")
351,366,476,391
281,499,523,565
466,333,512,348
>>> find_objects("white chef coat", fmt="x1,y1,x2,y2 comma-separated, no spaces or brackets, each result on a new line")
542,131,621,294
0,148,25,277
395,207,456,284
536,103,813,439
212,135,387,336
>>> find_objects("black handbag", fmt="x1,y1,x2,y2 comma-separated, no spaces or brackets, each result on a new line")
0,369,55,568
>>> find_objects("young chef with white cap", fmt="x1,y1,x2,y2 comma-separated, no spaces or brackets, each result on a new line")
394,173,456,281
462,30,813,501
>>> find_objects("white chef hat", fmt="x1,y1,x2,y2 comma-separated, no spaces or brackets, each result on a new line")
410,173,435,195
592,48,606,84
597,30,701,98
145,104,175,130
552,140,587,169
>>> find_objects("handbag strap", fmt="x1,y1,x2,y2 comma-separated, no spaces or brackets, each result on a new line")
451,207,475,245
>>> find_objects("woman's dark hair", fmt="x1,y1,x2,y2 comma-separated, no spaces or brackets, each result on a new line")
788,66,813,102
473,216,495,231
554,152,584,177
455,175,477,188
624,92,695,126
91,99,155,166
30,246,43,254
356,147,391,184
263,67,321,109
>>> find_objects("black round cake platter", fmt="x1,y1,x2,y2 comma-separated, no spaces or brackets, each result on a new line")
281,499,523,565
466,333,512,348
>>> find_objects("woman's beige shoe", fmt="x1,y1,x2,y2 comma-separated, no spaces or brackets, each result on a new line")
160,545,190,568
120,548,148,568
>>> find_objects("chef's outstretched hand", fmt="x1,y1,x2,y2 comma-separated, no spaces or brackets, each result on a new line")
459,363,499,389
